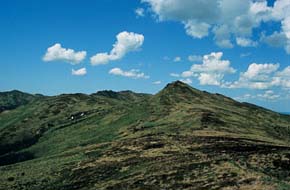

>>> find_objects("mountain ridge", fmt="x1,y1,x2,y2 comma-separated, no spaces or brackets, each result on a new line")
0,81,285,114
1,81,290,189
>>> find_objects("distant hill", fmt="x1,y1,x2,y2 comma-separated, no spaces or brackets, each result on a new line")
1,81,290,190
0,90,42,113
281,112,290,115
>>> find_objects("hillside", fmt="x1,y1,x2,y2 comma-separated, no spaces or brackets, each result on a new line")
1,81,290,190
0,90,41,113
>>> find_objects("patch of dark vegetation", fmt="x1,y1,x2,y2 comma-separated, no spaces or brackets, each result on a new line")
191,136,290,155
0,151,34,166
7,177,15,182
273,158,290,170
201,111,225,126
0,135,39,156
143,142,164,150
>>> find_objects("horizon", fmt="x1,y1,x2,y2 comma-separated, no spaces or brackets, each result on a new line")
1,0,290,112
2,80,290,114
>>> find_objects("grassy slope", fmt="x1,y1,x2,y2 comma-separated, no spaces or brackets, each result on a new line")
1,81,290,190
0,90,40,113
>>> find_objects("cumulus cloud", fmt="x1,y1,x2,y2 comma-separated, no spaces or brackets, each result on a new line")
72,68,87,76
191,52,235,73
240,52,251,57
228,63,280,89
142,0,290,53
227,63,290,90
173,56,181,62
181,71,195,78
188,55,202,62
184,21,210,39
275,66,290,89
198,73,223,86
242,63,279,80
91,31,144,65
260,32,288,48
180,78,192,84
135,8,145,17
171,51,290,91
170,73,180,77
235,91,280,101
236,37,257,47
163,56,170,61
153,80,161,84
109,68,149,79
234,93,255,101
257,90,280,100
43,43,86,64
176,51,290,90
180,52,236,86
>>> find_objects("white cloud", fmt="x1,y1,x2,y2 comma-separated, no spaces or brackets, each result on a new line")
240,52,251,57
163,56,170,61
257,0,290,53
234,90,281,101
142,0,290,52
213,25,234,48
242,63,279,80
72,68,87,76
173,51,290,91
188,55,202,62
180,52,235,86
236,37,257,47
228,63,279,89
184,21,210,39
135,8,145,17
260,32,288,48
271,0,290,20
282,17,290,54
198,73,223,86
277,66,290,79
181,71,195,78
176,51,290,90
91,31,144,65
170,73,180,77
153,80,161,84
109,68,149,79
235,91,280,101
257,90,280,100
90,53,111,65
191,52,235,74
173,56,181,62
142,0,219,22
276,66,290,89
234,93,255,101
180,78,192,84
226,63,290,90
43,43,86,64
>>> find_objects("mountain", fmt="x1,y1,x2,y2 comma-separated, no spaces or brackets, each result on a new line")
1,81,290,190
281,112,290,115
0,90,42,113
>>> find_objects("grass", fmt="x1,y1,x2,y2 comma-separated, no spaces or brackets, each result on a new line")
1,81,290,189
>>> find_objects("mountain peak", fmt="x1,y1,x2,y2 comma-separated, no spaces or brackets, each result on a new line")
153,81,204,105
165,80,188,88
161,80,200,95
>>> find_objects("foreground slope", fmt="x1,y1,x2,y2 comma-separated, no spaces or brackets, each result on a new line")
1,81,290,190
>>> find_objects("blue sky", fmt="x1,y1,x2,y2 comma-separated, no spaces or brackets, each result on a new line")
0,0,290,112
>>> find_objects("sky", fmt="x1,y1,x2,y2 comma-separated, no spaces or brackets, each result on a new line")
0,0,290,112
